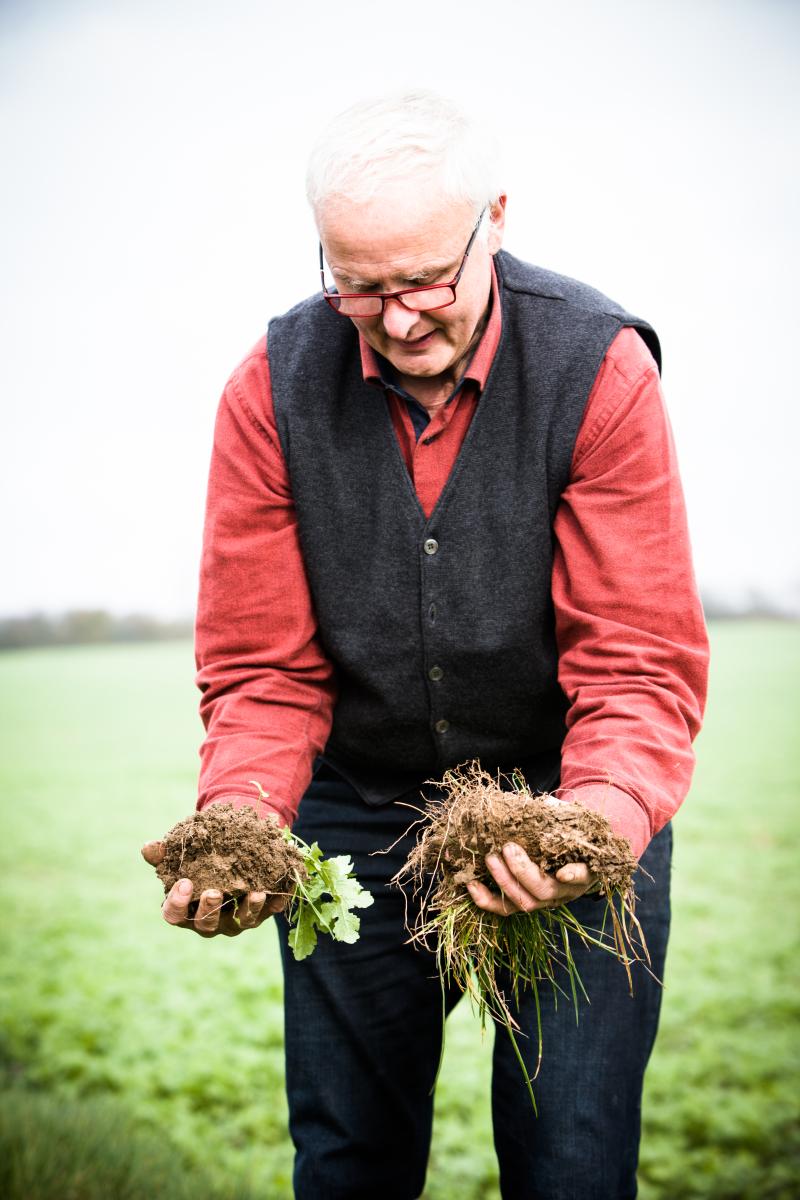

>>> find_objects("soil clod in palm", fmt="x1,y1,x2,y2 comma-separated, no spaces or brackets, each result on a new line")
154,803,305,901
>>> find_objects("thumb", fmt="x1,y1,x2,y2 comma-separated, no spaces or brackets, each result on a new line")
555,863,593,886
141,840,165,867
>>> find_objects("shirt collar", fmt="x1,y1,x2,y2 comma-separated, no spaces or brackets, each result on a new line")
359,256,502,392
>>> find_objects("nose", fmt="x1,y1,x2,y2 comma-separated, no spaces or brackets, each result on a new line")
381,297,422,340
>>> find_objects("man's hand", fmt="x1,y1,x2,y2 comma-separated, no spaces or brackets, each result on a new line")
141,840,286,937
467,842,597,916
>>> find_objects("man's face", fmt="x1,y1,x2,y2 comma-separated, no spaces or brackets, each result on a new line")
319,187,505,384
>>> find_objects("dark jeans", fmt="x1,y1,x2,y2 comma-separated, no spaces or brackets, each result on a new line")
276,773,671,1200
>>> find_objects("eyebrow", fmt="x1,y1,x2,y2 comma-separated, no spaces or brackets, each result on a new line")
336,257,459,291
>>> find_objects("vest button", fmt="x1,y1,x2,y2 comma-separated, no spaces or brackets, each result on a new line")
423,538,439,556
428,665,444,682
434,719,450,734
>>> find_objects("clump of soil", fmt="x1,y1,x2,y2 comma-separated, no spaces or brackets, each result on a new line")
402,762,637,902
155,803,305,901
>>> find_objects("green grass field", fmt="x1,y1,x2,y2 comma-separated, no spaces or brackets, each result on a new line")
1,622,798,1199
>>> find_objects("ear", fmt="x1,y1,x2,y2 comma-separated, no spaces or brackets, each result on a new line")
487,194,507,255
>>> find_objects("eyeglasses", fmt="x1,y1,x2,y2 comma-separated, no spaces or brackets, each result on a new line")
319,207,487,317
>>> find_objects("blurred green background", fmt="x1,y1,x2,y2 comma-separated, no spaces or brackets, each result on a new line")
1,621,798,1199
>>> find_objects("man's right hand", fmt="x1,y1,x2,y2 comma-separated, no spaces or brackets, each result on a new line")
141,840,287,938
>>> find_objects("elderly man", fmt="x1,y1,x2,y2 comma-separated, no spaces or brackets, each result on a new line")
144,92,708,1199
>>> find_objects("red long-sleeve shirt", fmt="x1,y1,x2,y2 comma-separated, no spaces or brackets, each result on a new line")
195,268,709,859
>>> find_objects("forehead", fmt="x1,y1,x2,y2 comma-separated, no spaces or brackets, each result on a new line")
319,189,476,284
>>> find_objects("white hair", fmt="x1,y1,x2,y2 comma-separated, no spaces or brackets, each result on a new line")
306,90,503,230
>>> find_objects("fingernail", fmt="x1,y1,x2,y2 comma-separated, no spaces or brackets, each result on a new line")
178,879,192,896
503,843,521,859
486,854,500,870
562,870,576,882
251,892,266,905
207,890,222,901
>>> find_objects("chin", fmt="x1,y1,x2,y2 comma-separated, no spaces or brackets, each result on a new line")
398,361,444,378
389,349,454,379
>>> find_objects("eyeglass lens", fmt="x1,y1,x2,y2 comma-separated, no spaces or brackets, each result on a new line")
328,285,457,317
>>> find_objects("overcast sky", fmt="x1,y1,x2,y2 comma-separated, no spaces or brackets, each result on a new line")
2,0,798,617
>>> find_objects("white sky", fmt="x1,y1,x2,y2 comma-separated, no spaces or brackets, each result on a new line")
2,0,798,617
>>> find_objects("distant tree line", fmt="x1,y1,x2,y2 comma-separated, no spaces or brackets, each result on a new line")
0,610,193,650
1,590,797,651
700,587,800,621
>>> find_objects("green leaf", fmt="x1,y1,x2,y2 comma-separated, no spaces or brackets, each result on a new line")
340,880,372,914
305,841,325,867
315,900,341,933
319,853,355,880
287,904,318,961
331,908,361,944
318,857,374,908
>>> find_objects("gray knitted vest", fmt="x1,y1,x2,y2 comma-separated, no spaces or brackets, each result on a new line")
268,250,660,802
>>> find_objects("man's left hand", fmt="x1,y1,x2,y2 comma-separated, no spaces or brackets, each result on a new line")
467,842,596,915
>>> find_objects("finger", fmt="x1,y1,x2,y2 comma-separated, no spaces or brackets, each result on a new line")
162,878,193,925
500,844,564,903
193,890,224,934
555,863,594,887
485,852,544,912
467,878,523,916
141,840,165,866
265,892,289,916
235,891,267,929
